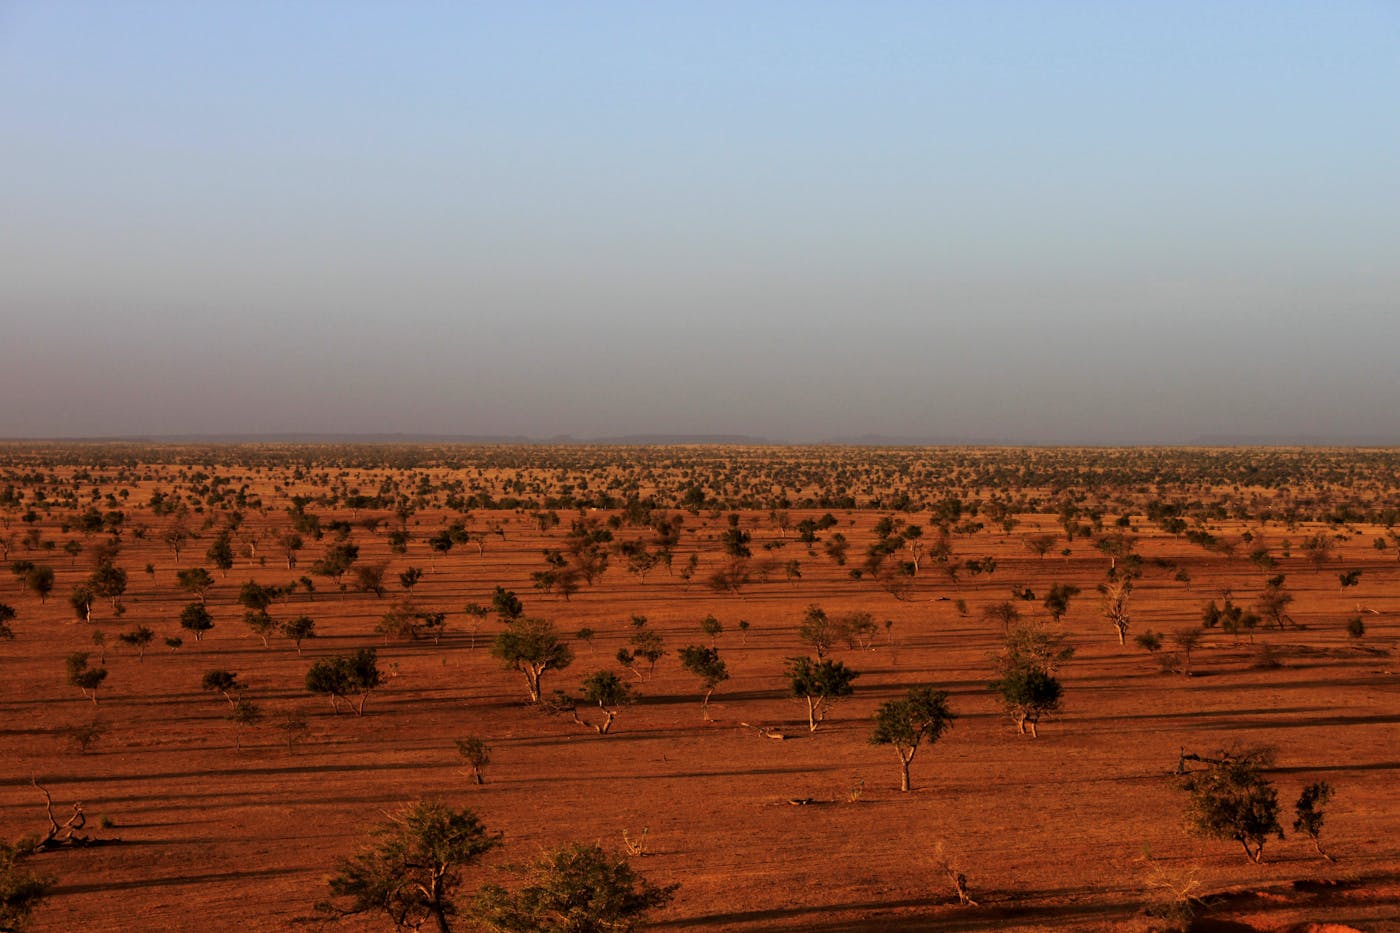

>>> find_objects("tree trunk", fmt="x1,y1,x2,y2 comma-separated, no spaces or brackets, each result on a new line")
899,751,913,792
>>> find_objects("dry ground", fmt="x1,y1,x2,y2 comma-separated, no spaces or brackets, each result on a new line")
1,449,1398,931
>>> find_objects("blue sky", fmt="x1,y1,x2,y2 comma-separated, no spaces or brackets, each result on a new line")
3,2,1398,442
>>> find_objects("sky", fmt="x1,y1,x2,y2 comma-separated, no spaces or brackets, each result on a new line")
3,2,1399,444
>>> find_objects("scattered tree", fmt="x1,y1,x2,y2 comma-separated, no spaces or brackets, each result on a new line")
65,652,107,704
1293,781,1335,862
179,601,215,640
1180,748,1283,864
569,670,635,735
229,696,262,751
870,685,955,792
0,840,53,932
321,800,501,933
455,737,491,785
678,645,729,721
491,618,573,704
117,625,155,660
472,842,676,933
305,649,387,715
281,615,317,654
786,656,859,732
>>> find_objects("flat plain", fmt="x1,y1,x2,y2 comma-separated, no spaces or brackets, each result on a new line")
1,444,1397,931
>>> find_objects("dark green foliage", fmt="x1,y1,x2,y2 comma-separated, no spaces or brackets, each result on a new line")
1180,750,1283,863
989,620,1069,738
201,669,242,705
229,696,263,750
237,580,281,612
305,648,386,715
797,604,836,657
117,624,155,660
678,645,729,719
573,670,635,734
311,542,360,585
25,565,55,604
492,586,524,621
1134,630,1162,653
206,531,235,574
989,666,1061,738
281,615,316,654
87,561,128,609
492,618,572,703
1042,582,1081,622
0,841,53,932
870,686,955,791
322,800,501,932
1293,781,1335,860
699,614,722,645
65,652,107,704
244,610,277,647
179,601,215,640
455,737,491,784
472,842,676,933
616,627,665,680
176,567,215,602
0,603,14,640
785,656,859,731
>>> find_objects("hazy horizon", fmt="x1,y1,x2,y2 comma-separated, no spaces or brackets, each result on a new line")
4,3,1398,445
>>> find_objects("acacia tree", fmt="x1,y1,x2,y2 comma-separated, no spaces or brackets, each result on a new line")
616,627,665,681
455,737,491,785
176,567,215,604
68,585,95,624
1042,583,1081,623
785,657,859,732
989,666,1061,738
0,840,52,932
305,649,386,715
565,671,635,735
491,618,573,704
202,669,243,707
678,645,729,721
179,601,215,641
990,621,1072,737
321,800,501,933
0,603,14,641
1255,575,1294,631
206,532,235,576
1293,781,1335,861
280,615,316,655
472,842,676,933
1180,750,1283,863
870,686,955,792
25,566,54,605
229,696,262,751
65,652,107,704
